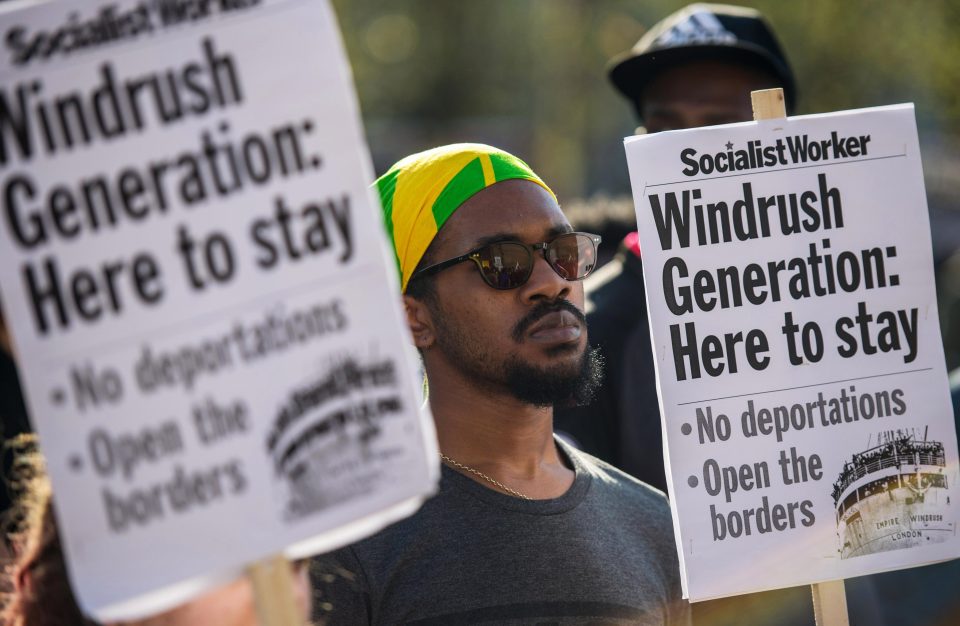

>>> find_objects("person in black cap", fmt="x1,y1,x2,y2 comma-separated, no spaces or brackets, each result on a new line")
555,4,888,626
609,3,796,133
556,0,798,502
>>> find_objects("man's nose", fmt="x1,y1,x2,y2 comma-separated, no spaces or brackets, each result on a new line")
517,253,570,304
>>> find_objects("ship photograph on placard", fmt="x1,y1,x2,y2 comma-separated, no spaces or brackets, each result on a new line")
266,353,405,522
832,428,955,559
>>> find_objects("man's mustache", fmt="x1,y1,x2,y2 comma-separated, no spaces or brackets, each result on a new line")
512,300,587,342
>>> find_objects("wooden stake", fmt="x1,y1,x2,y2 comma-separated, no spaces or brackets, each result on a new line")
247,554,304,626
811,579,850,626
750,88,850,626
751,87,787,120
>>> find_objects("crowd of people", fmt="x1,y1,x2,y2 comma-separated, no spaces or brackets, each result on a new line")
2,3,959,625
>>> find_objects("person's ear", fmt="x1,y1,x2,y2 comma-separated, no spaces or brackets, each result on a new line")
403,295,436,349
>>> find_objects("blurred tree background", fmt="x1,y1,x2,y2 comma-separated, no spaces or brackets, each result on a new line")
331,0,960,268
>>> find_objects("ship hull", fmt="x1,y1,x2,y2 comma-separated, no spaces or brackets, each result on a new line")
837,469,953,559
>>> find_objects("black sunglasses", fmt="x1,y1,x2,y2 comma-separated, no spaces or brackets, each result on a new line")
411,232,602,290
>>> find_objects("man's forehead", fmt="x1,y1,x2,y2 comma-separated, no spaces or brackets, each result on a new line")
643,59,777,105
440,180,569,247
472,223,573,248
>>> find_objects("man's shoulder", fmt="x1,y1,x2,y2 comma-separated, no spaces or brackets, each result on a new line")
566,442,671,513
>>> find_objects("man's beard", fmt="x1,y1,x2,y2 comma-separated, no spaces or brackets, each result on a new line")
503,344,603,408
430,299,604,408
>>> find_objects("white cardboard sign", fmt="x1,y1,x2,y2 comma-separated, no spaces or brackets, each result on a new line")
624,104,960,601
0,0,437,619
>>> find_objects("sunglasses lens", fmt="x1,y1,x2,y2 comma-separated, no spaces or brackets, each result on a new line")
546,234,597,280
474,242,532,289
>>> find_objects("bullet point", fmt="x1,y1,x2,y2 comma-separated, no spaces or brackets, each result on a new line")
51,388,66,405
69,455,83,472
681,423,692,435
687,475,699,488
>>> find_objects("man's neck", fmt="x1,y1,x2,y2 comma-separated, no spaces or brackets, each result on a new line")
426,366,574,499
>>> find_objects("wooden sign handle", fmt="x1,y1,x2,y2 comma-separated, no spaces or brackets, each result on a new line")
751,87,787,120
811,579,850,626
750,87,850,626
247,554,304,626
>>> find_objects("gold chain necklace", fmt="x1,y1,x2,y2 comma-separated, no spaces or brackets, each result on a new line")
440,453,532,500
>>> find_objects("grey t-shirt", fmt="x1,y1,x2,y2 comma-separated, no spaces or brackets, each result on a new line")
312,439,690,625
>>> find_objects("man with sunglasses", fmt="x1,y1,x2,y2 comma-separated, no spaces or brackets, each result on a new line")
312,144,689,625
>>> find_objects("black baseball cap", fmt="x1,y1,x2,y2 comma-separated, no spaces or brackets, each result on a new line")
609,3,797,114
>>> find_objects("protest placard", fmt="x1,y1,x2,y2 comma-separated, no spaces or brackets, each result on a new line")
624,103,960,601
0,0,437,619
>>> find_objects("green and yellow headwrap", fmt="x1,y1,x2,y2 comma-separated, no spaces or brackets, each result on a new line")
375,143,556,292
